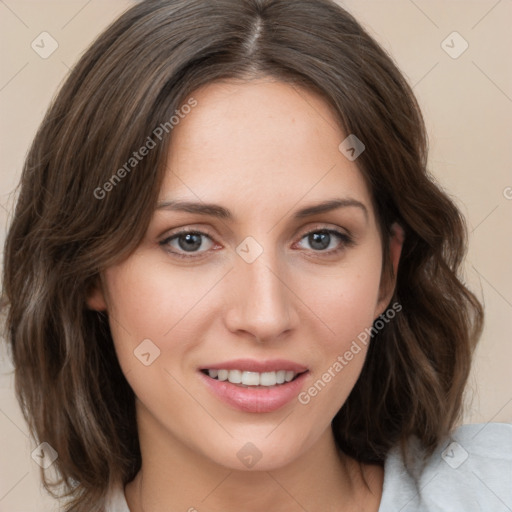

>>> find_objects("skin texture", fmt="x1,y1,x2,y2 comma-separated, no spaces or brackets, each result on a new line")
88,79,403,511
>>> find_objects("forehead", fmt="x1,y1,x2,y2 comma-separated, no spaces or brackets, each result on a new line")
160,79,374,221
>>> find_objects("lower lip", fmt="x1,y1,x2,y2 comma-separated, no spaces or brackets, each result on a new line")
199,371,309,413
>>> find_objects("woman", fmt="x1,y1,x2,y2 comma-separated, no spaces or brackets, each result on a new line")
2,0,511,511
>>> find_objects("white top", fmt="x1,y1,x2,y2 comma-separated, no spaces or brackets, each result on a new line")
106,422,512,511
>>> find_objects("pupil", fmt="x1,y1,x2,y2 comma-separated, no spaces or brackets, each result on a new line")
179,233,202,251
310,232,329,250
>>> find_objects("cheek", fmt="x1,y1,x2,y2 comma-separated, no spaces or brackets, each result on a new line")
106,257,194,329
299,250,383,347
294,269,380,435
101,260,217,414
294,248,382,404
103,258,225,366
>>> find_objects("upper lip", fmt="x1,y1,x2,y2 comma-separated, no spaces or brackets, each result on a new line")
200,358,308,373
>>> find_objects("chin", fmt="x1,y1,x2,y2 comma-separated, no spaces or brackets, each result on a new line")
193,427,315,472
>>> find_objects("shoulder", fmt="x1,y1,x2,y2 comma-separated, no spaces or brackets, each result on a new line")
379,422,512,512
105,483,130,512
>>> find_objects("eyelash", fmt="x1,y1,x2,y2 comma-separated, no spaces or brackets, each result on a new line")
159,226,355,260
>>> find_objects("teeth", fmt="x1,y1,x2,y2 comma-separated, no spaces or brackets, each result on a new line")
259,372,276,386
228,369,242,384
242,371,260,386
207,369,300,386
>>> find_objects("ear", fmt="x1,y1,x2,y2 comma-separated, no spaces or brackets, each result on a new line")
389,221,404,276
86,276,108,311
375,222,404,316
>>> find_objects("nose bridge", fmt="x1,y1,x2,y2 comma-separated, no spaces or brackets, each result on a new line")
224,240,296,341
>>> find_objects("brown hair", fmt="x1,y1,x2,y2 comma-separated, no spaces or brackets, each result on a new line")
2,0,483,509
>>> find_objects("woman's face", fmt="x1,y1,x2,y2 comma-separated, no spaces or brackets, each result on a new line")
89,79,401,471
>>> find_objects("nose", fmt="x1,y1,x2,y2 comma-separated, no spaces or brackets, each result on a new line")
223,248,299,343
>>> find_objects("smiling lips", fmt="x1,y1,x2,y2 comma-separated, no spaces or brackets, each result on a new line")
199,359,309,413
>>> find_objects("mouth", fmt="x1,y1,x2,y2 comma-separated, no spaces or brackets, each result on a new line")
200,368,305,387
198,360,309,413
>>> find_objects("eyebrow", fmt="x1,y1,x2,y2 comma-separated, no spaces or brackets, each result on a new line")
156,197,368,222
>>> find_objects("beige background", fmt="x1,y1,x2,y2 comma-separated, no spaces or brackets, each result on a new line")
0,1,511,510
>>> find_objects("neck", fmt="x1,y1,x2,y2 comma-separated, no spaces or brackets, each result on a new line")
125,401,383,512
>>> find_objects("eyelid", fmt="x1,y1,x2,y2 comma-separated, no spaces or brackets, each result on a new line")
297,222,353,239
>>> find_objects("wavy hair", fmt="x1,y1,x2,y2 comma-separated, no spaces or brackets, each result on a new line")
2,0,483,509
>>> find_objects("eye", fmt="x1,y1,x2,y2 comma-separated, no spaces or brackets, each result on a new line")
295,229,354,255
159,226,354,260
160,230,216,258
